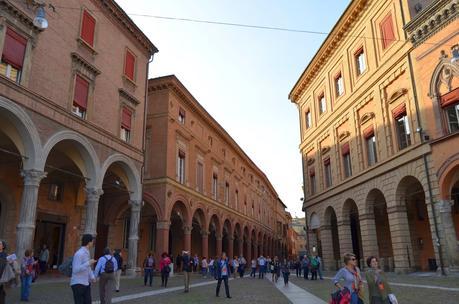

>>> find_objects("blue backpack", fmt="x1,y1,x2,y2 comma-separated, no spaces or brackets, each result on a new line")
58,257,73,277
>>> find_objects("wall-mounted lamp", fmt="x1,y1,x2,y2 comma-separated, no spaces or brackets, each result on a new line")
33,5,48,29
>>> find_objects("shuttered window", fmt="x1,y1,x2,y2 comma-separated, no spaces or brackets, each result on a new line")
380,13,395,49
81,10,96,47
121,107,132,130
73,75,89,119
124,49,136,81
2,27,27,69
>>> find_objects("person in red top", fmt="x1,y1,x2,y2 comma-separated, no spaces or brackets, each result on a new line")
159,252,171,287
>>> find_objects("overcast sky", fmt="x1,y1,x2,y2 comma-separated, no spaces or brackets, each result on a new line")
116,0,351,217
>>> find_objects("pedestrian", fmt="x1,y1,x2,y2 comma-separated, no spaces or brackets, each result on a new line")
38,244,49,274
257,255,266,279
238,256,246,278
281,259,290,286
266,256,272,274
333,253,364,304
0,240,7,304
113,249,123,292
213,256,219,280
94,247,117,304
271,256,280,283
182,251,192,292
215,252,231,298
316,254,323,280
296,258,302,277
302,255,310,280
201,256,208,278
143,252,155,287
159,252,171,287
70,234,97,304
232,256,239,278
175,253,182,273
209,257,215,278
20,249,35,302
310,255,318,280
250,258,257,278
365,256,395,304
193,254,199,272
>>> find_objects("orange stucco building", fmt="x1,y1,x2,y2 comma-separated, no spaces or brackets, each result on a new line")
142,75,291,262
290,0,458,273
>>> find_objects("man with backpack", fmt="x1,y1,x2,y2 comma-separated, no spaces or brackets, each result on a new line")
94,247,118,304
70,234,97,304
143,252,155,287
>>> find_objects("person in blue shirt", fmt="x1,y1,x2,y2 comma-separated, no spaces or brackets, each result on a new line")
70,234,97,304
215,252,231,298
94,247,118,304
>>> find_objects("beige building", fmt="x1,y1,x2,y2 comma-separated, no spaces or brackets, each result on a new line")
289,0,458,273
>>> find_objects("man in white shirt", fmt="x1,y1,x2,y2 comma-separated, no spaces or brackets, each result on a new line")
70,234,97,304
257,255,266,279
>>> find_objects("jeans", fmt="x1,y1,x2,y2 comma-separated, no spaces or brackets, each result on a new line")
202,268,208,277
144,268,153,286
258,265,265,278
303,267,309,279
184,271,191,291
250,267,256,277
71,284,91,304
161,271,169,287
99,272,114,304
0,284,5,304
296,267,301,277
283,272,289,285
39,261,47,274
20,275,32,301
317,264,323,279
216,276,230,297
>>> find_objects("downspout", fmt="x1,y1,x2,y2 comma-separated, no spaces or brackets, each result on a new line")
301,155,309,254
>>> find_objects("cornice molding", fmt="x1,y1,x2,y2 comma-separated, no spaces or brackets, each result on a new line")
404,0,458,47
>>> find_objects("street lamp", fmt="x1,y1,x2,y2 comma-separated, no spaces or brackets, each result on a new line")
33,5,48,30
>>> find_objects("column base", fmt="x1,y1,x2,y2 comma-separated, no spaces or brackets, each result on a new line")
126,267,141,277
394,267,414,274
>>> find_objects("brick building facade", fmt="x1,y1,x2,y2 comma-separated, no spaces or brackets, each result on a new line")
0,0,157,274
289,0,458,273
143,75,291,263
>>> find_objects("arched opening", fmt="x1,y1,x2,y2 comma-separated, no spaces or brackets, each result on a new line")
191,209,205,257
452,179,459,239
169,201,188,257
233,223,241,258
309,212,322,257
343,200,363,267
396,176,435,271
251,230,256,260
324,206,340,270
222,220,231,255
208,215,219,258
257,232,262,257
366,189,394,271
243,227,249,258
137,201,158,265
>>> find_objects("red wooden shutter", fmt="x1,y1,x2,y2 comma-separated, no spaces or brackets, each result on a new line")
363,126,374,139
81,10,96,47
121,108,132,130
440,87,459,108
124,50,135,80
392,104,406,119
2,27,27,69
380,14,395,49
341,142,350,155
74,75,89,109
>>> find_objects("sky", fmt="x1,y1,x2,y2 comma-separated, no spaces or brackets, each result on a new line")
116,0,351,217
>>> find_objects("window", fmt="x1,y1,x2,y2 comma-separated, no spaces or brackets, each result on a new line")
120,107,132,142
393,105,411,150
309,169,316,195
0,27,27,83
48,183,63,201
364,127,377,166
324,158,332,188
335,72,344,97
224,182,229,205
318,93,326,114
235,190,239,210
124,49,136,81
123,217,130,249
305,110,312,129
341,143,352,178
380,13,395,49
80,10,96,47
177,150,186,184
251,202,254,217
355,48,366,75
196,161,204,193
72,75,89,119
212,173,218,200
440,88,459,133
178,108,186,124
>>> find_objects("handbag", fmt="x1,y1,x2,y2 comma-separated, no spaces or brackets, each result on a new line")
388,294,398,304
0,263,16,284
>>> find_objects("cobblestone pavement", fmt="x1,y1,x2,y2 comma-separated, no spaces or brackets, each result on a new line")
290,271,459,304
5,273,291,304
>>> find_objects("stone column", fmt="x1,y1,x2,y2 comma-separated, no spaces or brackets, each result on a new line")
201,230,209,258
387,205,414,273
253,241,258,259
238,239,243,256
216,235,223,256
359,212,379,268
337,220,353,256
228,237,234,259
82,188,103,237
436,200,459,271
320,225,335,271
183,225,191,252
16,169,46,260
246,239,252,260
127,200,142,276
156,220,170,258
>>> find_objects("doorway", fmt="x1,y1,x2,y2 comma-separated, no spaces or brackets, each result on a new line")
34,216,66,268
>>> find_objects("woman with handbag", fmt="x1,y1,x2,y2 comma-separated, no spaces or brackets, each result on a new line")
159,252,171,287
333,253,365,304
365,256,396,304
20,249,35,302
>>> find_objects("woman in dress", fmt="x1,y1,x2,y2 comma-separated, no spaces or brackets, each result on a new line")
365,256,392,304
333,253,364,304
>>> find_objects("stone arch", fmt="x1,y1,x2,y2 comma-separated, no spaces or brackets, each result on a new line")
99,154,141,201
208,214,221,258
0,96,42,170
143,192,164,220
342,199,363,266
438,154,459,200
191,208,206,256
429,58,459,98
41,130,100,187
191,204,208,229
222,219,232,256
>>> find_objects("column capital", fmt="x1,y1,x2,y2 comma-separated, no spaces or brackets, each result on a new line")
85,187,103,201
21,169,46,186
183,225,192,234
435,200,454,213
201,230,209,237
337,219,350,226
156,220,170,229
129,200,142,212
320,225,332,231
359,213,375,221
387,204,407,214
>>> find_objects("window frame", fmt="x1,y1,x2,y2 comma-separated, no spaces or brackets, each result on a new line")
120,106,132,143
334,72,344,97
79,9,97,48
196,160,204,193
323,158,332,188
177,150,186,184
363,127,378,166
305,109,312,129
212,173,218,200
354,47,366,76
380,12,396,50
393,108,411,150
72,74,90,119
123,48,136,82
318,93,326,115
341,143,352,178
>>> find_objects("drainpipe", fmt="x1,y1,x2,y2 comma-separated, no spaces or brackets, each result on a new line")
301,156,309,254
